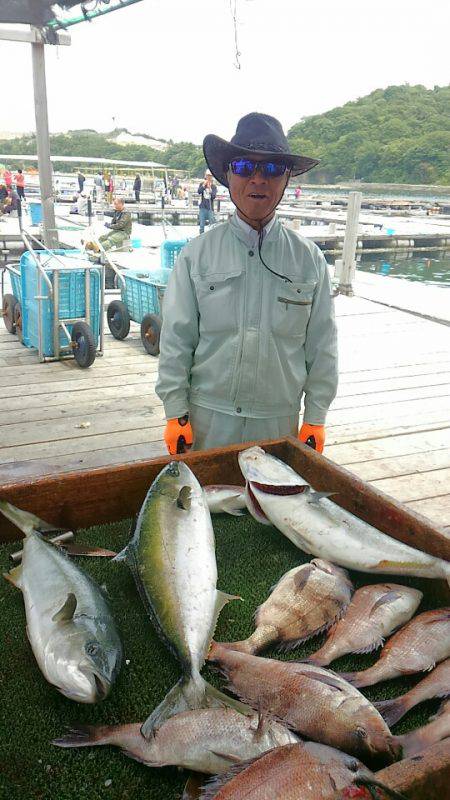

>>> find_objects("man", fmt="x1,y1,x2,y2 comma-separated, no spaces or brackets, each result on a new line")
156,112,338,456
133,173,142,202
85,196,132,252
94,171,104,202
78,171,86,193
197,169,217,233
14,169,25,199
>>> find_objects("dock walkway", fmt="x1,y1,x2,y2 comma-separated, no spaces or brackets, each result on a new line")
0,294,449,531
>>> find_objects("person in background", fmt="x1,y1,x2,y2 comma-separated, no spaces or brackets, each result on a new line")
85,196,132,253
14,169,25,199
78,171,86,193
171,176,179,198
76,191,89,216
156,112,337,456
197,169,217,233
94,171,104,203
3,169,12,190
183,186,189,206
294,185,302,199
133,173,142,202
106,174,114,204
2,188,20,216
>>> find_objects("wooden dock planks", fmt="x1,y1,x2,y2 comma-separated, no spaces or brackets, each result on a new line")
0,293,449,528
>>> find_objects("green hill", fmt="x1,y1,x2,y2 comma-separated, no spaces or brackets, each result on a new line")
1,85,449,184
288,84,450,185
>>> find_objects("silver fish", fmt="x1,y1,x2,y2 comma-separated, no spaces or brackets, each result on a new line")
219,559,353,654
53,707,299,773
306,583,422,666
115,461,248,739
204,486,247,516
239,447,450,584
1,501,122,703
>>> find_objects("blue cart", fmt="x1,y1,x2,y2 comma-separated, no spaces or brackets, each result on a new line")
1,241,104,368
106,239,186,356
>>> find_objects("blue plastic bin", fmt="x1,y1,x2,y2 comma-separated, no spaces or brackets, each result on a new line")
160,239,187,268
10,270,21,302
20,250,100,357
122,267,171,323
29,202,43,225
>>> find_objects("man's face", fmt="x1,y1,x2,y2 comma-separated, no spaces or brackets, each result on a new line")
227,157,288,226
114,198,124,211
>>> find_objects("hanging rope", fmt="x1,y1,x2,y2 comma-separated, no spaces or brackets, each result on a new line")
228,0,241,69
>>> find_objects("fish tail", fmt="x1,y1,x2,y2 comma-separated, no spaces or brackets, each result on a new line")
339,666,377,688
140,670,251,741
3,564,23,589
0,500,49,538
356,778,409,800
375,695,408,727
52,724,113,748
214,638,255,655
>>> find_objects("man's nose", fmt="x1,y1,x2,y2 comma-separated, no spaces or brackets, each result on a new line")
249,167,267,185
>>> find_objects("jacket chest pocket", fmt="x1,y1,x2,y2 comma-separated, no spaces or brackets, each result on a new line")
193,270,243,333
271,281,316,338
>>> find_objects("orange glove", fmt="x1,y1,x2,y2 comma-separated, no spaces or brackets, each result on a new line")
164,415,194,455
298,423,325,454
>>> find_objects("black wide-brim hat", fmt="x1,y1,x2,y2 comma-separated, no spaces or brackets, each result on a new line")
203,112,319,188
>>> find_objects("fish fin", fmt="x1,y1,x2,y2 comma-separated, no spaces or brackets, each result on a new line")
276,619,340,652
119,749,151,765
141,674,251,741
245,483,271,525
60,543,117,558
353,637,385,654
176,486,192,511
307,491,337,505
52,592,77,623
293,562,315,592
291,666,346,692
208,749,241,763
199,757,263,800
374,697,407,727
182,774,206,800
0,500,55,537
52,725,101,748
205,590,242,652
370,590,402,615
425,612,450,624
3,564,23,589
113,546,130,563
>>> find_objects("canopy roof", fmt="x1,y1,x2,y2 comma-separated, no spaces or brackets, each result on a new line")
0,154,169,169
0,2,79,27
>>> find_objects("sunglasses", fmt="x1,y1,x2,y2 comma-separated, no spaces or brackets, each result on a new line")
229,158,289,179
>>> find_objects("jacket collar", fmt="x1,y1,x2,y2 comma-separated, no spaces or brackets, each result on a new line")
229,210,282,248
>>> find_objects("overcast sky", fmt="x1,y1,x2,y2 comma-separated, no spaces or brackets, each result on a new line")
1,0,449,144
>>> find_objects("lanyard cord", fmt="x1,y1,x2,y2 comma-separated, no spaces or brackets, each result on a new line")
228,171,293,284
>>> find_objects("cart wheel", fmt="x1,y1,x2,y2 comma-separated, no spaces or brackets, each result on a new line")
141,314,161,356
2,294,18,334
13,302,23,343
107,300,130,340
71,321,96,368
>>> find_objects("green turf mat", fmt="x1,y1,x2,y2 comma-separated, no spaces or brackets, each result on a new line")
0,514,446,799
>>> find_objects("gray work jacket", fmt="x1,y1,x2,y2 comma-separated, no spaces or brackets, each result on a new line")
155,213,338,423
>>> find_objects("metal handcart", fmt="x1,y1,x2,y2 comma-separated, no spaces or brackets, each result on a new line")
1,232,105,368
105,239,187,356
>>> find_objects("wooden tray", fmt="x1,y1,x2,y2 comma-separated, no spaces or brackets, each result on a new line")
1,435,449,798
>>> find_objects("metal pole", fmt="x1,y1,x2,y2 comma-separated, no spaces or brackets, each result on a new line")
31,34,59,249
335,191,362,296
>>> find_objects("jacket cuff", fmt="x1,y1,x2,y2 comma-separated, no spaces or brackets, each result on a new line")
303,402,327,426
163,400,189,421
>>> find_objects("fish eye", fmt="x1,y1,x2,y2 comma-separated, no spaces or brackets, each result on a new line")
355,726,367,740
347,758,359,772
85,641,100,657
